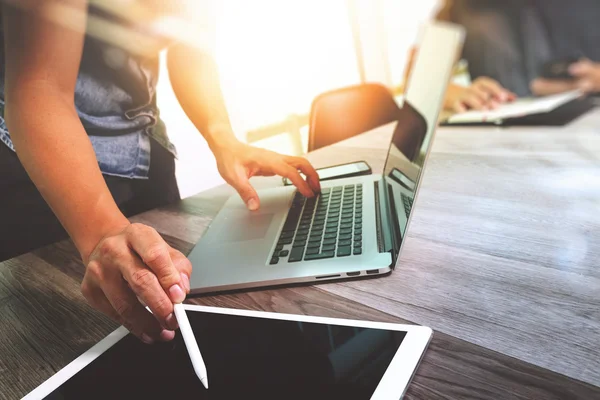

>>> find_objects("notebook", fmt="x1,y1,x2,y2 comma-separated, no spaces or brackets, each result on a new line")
442,90,595,126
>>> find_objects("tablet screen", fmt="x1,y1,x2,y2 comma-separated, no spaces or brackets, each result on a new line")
45,310,406,400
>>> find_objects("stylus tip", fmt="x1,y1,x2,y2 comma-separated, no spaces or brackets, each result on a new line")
201,377,208,389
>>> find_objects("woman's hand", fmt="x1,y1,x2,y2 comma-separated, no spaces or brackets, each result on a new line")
213,140,321,211
81,223,192,344
531,59,600,96
445,77,516,113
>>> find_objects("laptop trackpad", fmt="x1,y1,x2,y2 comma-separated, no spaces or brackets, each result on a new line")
219,212,275,242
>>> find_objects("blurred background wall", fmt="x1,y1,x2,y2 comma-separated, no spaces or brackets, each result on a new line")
157,0,440,198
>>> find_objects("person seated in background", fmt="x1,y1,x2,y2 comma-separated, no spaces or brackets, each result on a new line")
404,49,516,114
437,0,600,100
405,1,519,114
1,0,319,344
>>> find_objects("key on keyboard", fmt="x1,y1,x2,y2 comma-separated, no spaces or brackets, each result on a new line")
271,184,363,263
401,193,414,218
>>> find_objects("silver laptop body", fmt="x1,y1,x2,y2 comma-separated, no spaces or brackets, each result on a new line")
188,22,465,294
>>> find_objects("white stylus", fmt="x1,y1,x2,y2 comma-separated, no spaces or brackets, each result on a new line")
173,303,209,389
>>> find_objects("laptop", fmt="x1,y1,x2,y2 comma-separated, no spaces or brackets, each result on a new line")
188,22,465,294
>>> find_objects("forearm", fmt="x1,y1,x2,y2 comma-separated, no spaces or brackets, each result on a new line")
6,84,128,261
167,44,237,151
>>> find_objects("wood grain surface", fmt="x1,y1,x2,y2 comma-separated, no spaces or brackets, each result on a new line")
316,120,600,386
2,110,600,399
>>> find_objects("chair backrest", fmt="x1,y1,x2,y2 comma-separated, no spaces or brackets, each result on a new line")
308,83,401,152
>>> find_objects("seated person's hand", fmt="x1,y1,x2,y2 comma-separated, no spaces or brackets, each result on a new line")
82,223,192,344
445,77,516,113
531,59,600,96
213,140,321,210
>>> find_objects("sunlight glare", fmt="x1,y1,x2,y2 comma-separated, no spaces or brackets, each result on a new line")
213,0,360,132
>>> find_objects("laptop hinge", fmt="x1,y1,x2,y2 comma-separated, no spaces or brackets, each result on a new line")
385,182,402,264
374,179,402,265
374,180,393,254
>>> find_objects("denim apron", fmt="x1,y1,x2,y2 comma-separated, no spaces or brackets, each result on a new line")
0,6,176,179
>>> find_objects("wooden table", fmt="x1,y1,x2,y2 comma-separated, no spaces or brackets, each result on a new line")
2,110,600,399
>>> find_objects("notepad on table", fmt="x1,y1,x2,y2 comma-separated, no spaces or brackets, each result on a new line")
444,90,585,126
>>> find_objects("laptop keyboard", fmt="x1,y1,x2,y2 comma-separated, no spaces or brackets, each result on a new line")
270,184,363,264
401,193,413,218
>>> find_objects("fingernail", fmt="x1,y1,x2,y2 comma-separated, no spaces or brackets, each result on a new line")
169,284,185,303
137,296,147,307
180,272,190,292
141,333,154,344
247,198,258,211
166,312,179,330
160,329,176,342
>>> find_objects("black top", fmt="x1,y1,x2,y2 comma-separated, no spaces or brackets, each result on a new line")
441,0,600,95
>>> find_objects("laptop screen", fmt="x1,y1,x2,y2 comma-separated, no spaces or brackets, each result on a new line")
382,23,464,256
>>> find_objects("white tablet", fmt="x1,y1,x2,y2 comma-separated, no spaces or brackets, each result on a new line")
23,305,432,400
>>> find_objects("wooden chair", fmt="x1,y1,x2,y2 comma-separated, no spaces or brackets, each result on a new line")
307,83,401,152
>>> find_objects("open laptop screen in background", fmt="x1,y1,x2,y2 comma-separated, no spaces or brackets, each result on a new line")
382,22,465,250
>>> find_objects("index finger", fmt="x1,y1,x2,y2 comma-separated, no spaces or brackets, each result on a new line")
272,162,315,198
284,156,321,192
105,272,176,341
477,78,510,101
126,224,186,303
461,93,486,110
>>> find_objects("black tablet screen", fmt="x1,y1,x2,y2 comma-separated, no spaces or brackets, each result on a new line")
45,310,406,400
